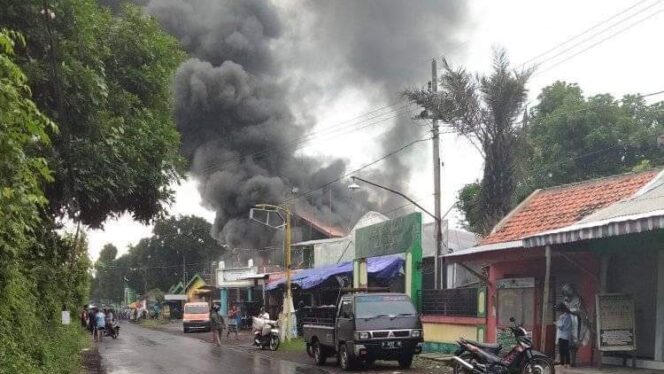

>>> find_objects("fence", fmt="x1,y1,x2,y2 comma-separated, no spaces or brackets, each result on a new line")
421,287,484,316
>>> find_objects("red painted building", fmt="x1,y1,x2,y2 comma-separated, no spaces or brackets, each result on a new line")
439,170,659,365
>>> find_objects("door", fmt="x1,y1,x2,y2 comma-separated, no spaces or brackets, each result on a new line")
336,298,354,346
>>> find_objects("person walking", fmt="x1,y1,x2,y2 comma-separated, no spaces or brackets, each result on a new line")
94,307,106,343
210,304,223,346
227,304,240,340
555,302,573,368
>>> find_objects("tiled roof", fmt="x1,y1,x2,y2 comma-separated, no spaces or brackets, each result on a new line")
481,170,659,245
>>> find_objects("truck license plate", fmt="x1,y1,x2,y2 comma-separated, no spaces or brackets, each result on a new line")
381,341,402,349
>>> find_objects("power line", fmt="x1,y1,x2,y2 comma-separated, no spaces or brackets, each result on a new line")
521,0,656,67
280,135,436,205
196,103,413,176
534,7,664,76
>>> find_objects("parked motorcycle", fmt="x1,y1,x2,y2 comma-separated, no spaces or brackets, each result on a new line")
452,317,554,374
252,317,280,351
105,321,120,340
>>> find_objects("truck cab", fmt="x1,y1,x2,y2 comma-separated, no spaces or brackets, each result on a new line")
304,292,423,370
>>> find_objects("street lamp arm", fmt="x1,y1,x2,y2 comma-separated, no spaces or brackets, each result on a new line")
351,176,439,223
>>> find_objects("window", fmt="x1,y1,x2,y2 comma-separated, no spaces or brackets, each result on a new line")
339,299,352,319
355,295,416,319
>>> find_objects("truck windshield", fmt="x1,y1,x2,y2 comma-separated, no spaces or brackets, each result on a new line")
355,295,416,319
184,305,208,314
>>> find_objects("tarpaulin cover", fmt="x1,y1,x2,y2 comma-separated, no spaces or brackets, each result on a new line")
265,254,403,291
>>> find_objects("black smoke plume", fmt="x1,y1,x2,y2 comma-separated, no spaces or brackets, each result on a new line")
107,0,469,260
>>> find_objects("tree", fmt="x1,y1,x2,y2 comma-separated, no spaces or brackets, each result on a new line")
406,50,533,234
91,216,225,298
0,1,185,227
524,81,664,190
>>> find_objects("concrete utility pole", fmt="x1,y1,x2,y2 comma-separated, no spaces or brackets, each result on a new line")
431,58,444,290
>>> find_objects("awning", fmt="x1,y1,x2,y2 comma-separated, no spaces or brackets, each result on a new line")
265,254,404,291
524,210,664,248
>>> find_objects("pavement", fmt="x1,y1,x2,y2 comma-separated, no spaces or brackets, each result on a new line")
95,320,447,374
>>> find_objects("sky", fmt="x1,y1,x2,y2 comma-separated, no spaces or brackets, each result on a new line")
85,0,664,261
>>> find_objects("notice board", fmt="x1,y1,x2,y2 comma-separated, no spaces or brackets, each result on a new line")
595,293,636,352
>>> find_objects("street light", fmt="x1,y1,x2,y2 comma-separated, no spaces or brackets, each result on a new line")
348,175,449,289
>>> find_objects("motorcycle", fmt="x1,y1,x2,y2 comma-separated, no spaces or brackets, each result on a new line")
252,317,280,351
105,320,120,340
452,317,554,374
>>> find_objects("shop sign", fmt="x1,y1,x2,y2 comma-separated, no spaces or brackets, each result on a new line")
217,267,257,288
595,293,636,352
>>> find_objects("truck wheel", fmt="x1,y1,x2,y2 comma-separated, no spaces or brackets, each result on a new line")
306,343,315,358
339,344,356,371
398,353,414,369
313,341,326,366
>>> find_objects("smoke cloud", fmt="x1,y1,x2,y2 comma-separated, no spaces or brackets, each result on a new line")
115,0,469,261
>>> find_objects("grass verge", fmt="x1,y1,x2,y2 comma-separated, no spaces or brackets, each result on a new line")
279,337,307,352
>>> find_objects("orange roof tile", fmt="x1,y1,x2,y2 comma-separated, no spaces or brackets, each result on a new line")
481,170,659,245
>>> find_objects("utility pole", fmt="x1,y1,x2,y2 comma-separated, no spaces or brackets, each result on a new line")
182,255,186,286
431,58,445,290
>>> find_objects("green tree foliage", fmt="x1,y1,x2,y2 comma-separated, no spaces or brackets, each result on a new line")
406,50,532,234
0,28,90,374
0,0,185,227
91,216,225,301
0,0,186,371
523,81,664,190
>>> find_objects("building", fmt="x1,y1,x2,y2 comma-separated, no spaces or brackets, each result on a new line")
439,169,663,367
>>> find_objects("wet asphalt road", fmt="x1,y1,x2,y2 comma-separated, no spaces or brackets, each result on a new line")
99,322,329,374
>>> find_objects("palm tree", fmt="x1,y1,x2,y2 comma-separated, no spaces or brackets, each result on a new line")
405,49,533,234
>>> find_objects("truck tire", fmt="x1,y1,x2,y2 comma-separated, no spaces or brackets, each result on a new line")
398,353,414,369
339,344,356,371
306,343,315,358
313,341,326,366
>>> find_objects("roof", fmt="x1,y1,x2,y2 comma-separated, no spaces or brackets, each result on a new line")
525,170,664,247
422,222,478,257
481,170,659,246
294,210,346,238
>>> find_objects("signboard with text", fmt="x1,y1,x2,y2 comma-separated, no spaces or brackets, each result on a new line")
355,212,422,259
596,293,636,352
217,267,257,288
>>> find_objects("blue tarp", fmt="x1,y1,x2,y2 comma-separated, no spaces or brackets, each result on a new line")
265,254,404,291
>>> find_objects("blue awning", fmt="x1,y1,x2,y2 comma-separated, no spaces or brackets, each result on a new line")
265,254,404,291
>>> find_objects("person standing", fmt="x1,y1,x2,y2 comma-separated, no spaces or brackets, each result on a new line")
80,305,89,329
210,305,223,346
555,302,572,368
88,307,96,335
227,304,240,339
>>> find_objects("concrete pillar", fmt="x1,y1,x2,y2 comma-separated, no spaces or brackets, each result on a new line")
220,288,228,316
353,258,368,288
654,251,664,361
247,287,253,302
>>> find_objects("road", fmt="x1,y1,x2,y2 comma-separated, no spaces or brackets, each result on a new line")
99,322,329,374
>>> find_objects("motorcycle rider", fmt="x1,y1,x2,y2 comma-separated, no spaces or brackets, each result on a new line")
254,307,270,345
